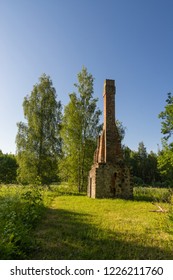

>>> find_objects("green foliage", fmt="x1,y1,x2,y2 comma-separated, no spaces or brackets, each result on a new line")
0,153,18,184
158,92,173,185
136,142,148,182
134,186,173,203
60,67,101,191
124,142,161,186
168,206,173,227
159,92,173,141
157,141,173,186
16,74,62,185
116,120,126,142
0,186,44,259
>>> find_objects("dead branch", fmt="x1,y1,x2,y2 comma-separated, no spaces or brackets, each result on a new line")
150,202,168,213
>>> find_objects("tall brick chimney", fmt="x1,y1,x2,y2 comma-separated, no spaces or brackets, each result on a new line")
103,79,117,163
88,79,133,199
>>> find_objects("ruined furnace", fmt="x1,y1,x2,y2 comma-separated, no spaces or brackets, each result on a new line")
88,79,133,199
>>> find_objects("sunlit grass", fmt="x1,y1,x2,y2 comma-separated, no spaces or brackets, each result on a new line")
31,186,173,260
1,184,172,259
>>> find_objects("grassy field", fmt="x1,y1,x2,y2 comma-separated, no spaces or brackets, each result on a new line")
0,184,173,260
31,185,173,260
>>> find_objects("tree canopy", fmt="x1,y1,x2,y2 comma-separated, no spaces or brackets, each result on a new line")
0,153,18,184
1,68,171,188
16,74,62,184
157,92,173,185
60,67,101,191
159,92,173,140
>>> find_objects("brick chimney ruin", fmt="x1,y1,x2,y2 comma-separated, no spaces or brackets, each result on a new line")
87,79,133,199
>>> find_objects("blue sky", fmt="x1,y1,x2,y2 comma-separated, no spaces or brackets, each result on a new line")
0,0,173,154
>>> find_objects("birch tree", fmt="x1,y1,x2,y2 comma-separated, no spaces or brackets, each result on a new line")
60,67,101,191
16,74,62,184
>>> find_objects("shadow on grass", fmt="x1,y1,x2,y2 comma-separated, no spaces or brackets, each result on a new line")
31,207,173,260
49,185,86,197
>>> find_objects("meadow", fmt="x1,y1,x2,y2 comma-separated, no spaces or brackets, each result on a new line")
0,184,173,260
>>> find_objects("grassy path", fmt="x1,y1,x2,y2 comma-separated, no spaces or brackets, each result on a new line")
31,194,173,260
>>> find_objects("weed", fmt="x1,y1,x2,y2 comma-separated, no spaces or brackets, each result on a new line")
134,186,173,203
0,185,44,259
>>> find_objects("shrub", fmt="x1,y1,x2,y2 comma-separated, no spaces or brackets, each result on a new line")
0,186,44,259
134,187,173,203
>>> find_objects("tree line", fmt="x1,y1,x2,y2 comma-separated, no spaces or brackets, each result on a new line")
0,67,173,188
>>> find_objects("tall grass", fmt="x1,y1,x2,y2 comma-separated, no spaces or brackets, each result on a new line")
0,185,44,259
134,186,173,203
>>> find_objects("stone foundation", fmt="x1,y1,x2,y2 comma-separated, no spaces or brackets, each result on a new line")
88,162,133,199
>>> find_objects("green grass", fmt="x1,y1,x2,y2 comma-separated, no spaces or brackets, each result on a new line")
0,184,173,260
30,185,173,260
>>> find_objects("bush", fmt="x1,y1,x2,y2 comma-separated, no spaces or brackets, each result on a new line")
134,187,173,203
133,177,145,186
0,186,44,259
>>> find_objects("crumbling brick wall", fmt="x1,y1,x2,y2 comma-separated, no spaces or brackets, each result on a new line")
88,80,133,199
